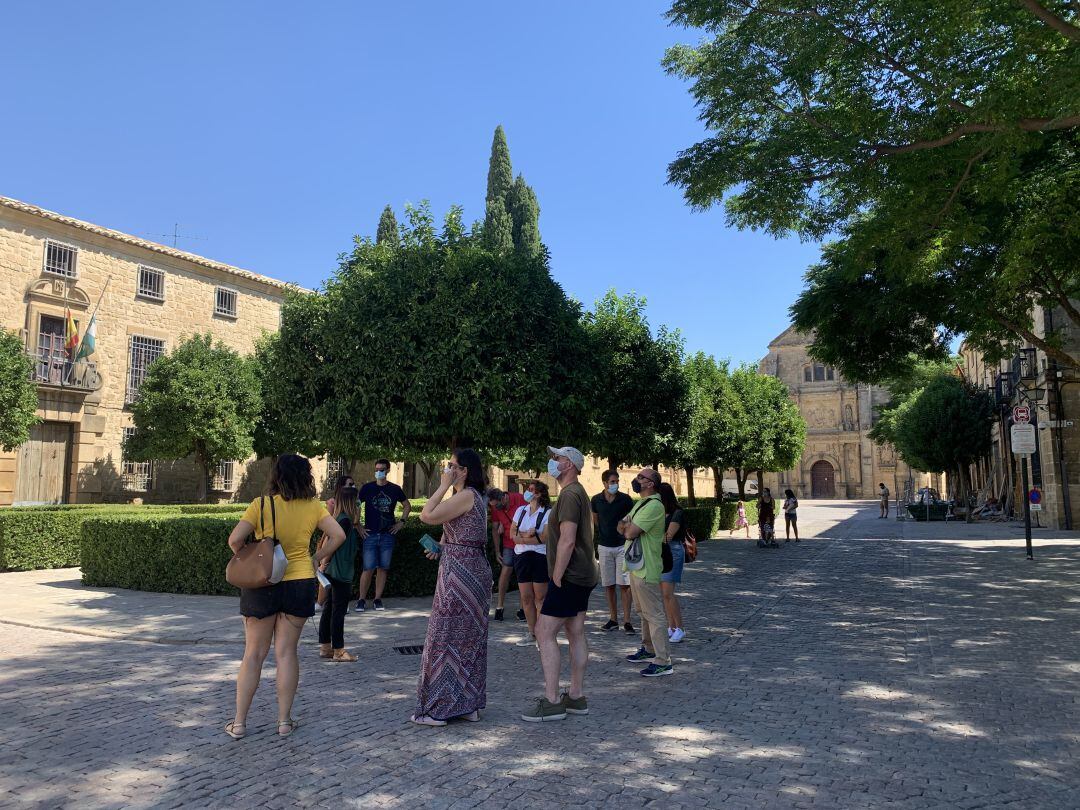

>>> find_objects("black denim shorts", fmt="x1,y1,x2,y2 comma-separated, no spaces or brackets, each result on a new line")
239,578,317,619
541,579,595,618
513,550,549,584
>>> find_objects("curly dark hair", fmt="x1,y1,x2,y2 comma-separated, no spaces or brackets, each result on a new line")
529,480,552,509
452,448,487,494
268,454,317,501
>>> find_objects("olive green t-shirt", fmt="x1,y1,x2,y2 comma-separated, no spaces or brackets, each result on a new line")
544,481,599,587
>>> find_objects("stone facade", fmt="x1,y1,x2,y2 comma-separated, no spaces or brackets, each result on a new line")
0,195,326,505
758,327,931,500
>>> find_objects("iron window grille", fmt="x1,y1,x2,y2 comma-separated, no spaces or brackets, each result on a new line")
137,266,165,301
43,239,78,278
126,335,165,404
215,287,238,318
326,456,346,485
121,427,153,491
211,460,236,492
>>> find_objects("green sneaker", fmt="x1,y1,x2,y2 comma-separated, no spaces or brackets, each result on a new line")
560,692,589,715
521,697,567,722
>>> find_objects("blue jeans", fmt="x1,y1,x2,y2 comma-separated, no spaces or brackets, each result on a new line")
362,532,396,571
660,541,685,584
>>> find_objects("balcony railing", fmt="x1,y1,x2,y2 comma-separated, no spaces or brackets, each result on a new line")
29,350,101,392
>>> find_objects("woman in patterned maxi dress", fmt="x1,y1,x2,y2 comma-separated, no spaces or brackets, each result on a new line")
412,449,493,725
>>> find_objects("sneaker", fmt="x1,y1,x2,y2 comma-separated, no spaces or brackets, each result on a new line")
560,692,589,715
670,628,686,643
373,599,384,611
516,609,526,621
410,714,447,727
641,663,674,677
623,623,635,634
667,627,675,638
521,697,567,722
356,600,366,613
494,608,505,621
516,636,537,647
601,619,619,631
626,647,652,663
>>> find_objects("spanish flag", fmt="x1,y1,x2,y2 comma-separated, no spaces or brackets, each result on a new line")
64,308,79,354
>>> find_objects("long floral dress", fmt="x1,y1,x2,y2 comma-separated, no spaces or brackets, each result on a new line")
414,490,492,721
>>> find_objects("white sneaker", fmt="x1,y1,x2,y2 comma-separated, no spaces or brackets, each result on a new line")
516,636,537,647
667,627,675,638
670,628,686,643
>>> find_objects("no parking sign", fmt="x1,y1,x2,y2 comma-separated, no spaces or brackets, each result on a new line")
1029,489,1042,512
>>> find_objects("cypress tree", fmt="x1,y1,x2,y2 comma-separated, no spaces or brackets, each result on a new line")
483,200,514,253
376,205,399,246
507,174,541,256
485,125,513,209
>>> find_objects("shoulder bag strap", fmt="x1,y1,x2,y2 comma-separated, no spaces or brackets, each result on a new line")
269,495,279,545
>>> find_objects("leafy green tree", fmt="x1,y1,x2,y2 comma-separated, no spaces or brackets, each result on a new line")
376,205,399,246
665,0,1080,376
0,330,38,452
582,290,690,469
127,334,262,502
507,174,541,256
727,366,807,500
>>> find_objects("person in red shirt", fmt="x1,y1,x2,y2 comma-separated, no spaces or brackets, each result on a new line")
487,487,526,621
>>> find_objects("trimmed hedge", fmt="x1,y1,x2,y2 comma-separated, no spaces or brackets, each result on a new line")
177,504,246,514
681,500,759,539
80,514,505,598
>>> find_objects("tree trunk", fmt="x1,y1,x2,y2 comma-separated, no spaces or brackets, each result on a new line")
417,460,435,493
711,466,724,499
958,464,973,523
196,453,209,504
683,464,697,506
736,468,746,501
756,470,765,498
608,455,619,472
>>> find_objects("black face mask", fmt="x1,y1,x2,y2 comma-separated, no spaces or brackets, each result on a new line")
631,480,643,494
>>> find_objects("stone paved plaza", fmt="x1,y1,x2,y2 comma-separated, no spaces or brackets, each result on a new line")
1,501,1079,809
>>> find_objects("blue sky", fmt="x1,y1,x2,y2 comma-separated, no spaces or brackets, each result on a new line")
3,1,821,367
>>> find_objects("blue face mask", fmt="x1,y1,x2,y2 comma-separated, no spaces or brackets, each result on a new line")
523,491,534,503
607,484,619,494
374,470,387,481
547,459,563,479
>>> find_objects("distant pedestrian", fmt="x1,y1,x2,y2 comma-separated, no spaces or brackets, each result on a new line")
522,446,598,721
225,454,346,740
412,449,492,726
487,487,527,621
318,484,361,663
316,473,355,613
783,489,799,542
620,467,673,677
356,459,411,612
758,488,777,547
591,470,635,633
879,483,890,518
730,499,750,538
511,481,552,647
658,482,686,644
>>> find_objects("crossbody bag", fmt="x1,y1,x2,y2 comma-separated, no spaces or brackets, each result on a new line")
225,495,289,589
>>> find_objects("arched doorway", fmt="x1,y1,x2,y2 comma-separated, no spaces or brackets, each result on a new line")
811,461,835,499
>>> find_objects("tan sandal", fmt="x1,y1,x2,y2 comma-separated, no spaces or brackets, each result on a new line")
277,718,299,737
225,721,246,740
319,643,333,659
331,649,357,662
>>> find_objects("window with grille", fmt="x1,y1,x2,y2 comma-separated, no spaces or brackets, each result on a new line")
211,460,236,492
44,240,78,278
137,266,165,300
121,427,153,491
215,287,238,318
126,335,165,404
326,456,345,485
804,367,812,382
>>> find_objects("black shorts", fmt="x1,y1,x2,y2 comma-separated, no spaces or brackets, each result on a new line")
785,512,797,523
513,551,548,584
240,578,317,619
541,579,595,618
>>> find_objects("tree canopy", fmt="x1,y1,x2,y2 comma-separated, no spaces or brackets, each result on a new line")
727,366,807,498
665,0,1080,379
127,334,262,502
0,329,38,452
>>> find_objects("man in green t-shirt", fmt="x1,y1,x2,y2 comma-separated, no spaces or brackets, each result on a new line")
620,467,672,677
521,446,599,723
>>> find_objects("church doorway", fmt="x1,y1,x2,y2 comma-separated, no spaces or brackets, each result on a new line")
811,461,835,499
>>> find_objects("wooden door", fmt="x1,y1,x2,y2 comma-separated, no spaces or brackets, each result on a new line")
811,461,835,499
14,423,72,505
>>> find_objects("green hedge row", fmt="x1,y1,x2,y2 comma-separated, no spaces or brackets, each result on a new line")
80,514,505,599
680,500,759,539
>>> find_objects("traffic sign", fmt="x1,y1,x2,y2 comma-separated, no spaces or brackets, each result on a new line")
1045,420,1074,429
1031,502,1042,512
1012,405,1031,424
1011,422,1037,455
1029,489,1041,505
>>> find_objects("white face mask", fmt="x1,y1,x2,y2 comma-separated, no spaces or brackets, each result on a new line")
607,484,619,494
547,459,563,479
523,491,534,503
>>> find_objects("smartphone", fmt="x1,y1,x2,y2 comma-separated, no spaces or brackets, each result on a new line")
419,534,441,556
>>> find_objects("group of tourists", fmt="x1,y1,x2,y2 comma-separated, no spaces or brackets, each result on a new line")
223,446,694,737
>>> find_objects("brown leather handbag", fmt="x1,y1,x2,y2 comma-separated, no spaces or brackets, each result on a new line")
684,530,698,563
226,496,286,589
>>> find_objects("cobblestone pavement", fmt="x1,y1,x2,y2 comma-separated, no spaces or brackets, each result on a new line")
1,502,1079,809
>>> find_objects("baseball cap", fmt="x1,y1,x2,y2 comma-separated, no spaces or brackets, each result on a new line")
548,446,585,472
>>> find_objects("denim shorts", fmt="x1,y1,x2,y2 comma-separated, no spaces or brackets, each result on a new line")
499,546,515,567
362,532,395,570
240,578,317,619
660,541,685,584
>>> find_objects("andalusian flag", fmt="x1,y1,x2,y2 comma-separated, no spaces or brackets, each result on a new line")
64,308,80,354
76,313,97,360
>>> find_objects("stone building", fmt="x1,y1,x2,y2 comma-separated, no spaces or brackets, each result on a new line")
758,327,930,499
0,195,324,505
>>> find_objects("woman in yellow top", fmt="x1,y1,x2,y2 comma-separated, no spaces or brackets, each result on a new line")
225,454,345,740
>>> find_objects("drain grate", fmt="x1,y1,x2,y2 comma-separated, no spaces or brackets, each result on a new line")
394,645,424,655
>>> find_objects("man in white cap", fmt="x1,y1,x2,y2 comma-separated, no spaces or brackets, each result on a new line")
521,446,598,722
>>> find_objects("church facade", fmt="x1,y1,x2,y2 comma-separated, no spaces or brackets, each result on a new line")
758,327,931,500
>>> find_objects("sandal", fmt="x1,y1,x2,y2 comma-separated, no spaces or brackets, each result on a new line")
331,649,357,663
319,643,333,659
225,722,246,740
277,718,300,737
